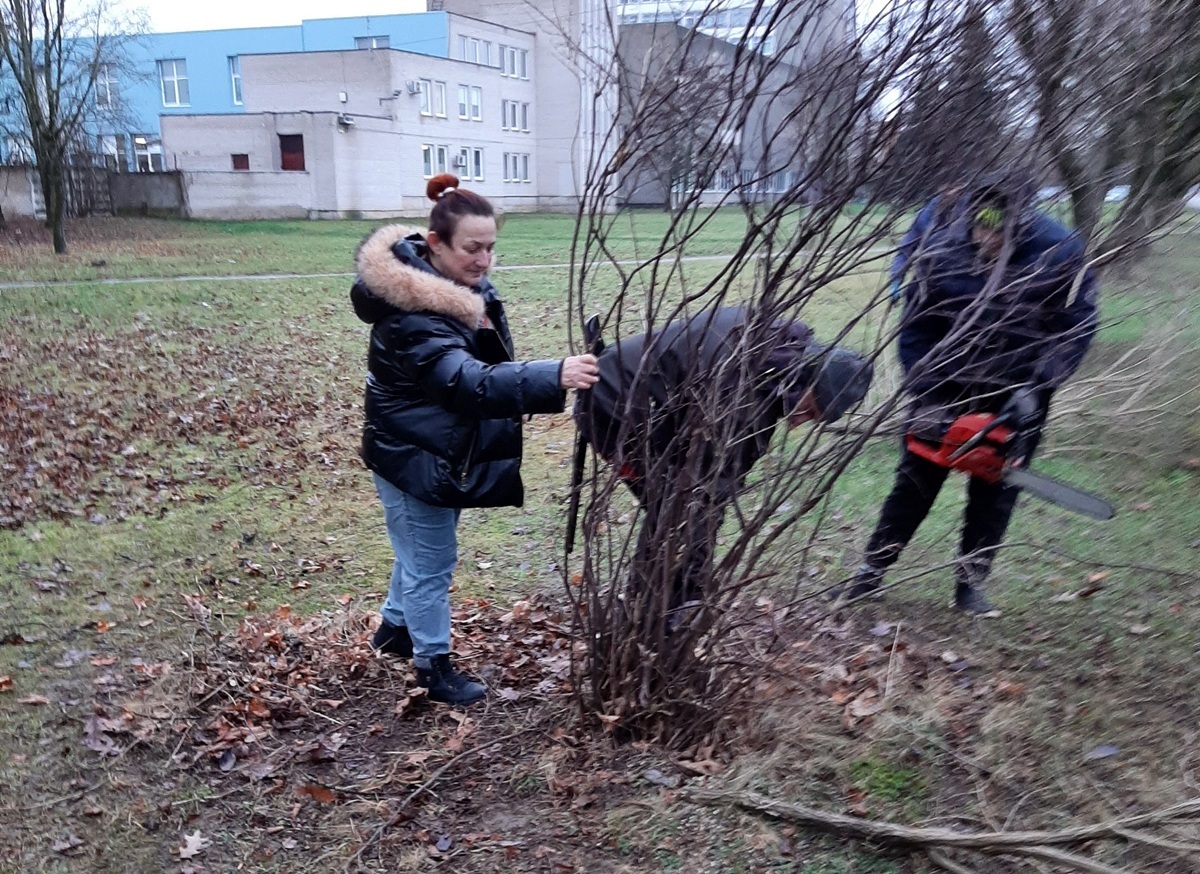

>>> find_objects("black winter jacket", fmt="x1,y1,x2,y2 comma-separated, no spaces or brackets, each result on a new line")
892,196,1098,409
351,224,565,508
582,307,813,494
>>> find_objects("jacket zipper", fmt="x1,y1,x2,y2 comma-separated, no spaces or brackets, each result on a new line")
459,432,477,487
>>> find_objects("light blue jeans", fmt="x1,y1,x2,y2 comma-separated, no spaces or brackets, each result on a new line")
374,474,460,659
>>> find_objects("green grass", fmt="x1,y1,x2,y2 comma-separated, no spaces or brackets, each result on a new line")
2,214,1198,874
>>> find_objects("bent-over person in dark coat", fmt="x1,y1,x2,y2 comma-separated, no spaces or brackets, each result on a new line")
576,306,873,624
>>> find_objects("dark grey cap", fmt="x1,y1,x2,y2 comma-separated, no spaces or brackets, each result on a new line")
780,345,873,423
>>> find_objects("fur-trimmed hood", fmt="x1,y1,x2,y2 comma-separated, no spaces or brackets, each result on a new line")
353,223,486,328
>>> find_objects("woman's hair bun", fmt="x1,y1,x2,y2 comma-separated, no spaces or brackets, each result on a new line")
426,173,461,202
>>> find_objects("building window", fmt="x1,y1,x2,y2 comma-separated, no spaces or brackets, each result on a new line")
418,79,432,116
457,85,469,120
500,46,529,79
157,59,189,107
502,100,531,132
433,81,446,117
469,86,482,121
279,134,305,171
229,56,242,106
96,134,124,171
423,143,449,177
454,147,484,181
95,64,114,108
231,153,249,170
503,152,530,183
459,35,487,63
355,35,389,49
133,135,163,172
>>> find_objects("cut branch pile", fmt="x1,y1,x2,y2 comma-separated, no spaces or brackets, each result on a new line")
682,787,1200,873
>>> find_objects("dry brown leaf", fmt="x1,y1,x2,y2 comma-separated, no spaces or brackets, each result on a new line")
297,784,336,804
847,691,885,718
995,680,1027,699
0,676,13,693
19,694,50,706
676,759,724,776
178,830,211,859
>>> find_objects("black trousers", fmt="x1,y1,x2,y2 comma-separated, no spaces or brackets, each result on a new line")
579,400,728,611
863,420,1045,583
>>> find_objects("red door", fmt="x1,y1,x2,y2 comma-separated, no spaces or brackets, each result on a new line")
279,135,305,171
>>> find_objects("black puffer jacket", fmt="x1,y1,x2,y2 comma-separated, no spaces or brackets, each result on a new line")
583,307,814,493
351,224,565,508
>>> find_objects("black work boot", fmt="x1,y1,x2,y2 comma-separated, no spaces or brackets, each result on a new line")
414,654,486,705
371,619,413,658
953,561,1000,617
828,565,884,603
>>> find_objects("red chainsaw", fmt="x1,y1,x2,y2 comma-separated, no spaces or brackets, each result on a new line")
906,412,1115,520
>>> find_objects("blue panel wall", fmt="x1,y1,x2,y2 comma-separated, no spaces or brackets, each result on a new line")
119,26,303,133
111,13,450,138
0,13,450,166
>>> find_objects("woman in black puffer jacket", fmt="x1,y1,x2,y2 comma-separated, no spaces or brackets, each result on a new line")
351,174,598,705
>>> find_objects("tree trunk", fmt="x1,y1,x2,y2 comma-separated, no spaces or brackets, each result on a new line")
38,159,69,255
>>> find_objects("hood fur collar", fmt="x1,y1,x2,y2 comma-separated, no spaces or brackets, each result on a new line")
355,224,485,329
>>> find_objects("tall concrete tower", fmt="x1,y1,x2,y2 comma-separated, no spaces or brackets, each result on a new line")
433,0,619,209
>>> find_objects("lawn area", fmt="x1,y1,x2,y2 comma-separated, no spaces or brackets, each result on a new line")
1,214,1197,873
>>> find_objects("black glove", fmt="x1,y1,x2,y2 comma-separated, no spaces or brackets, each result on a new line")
907,403,955,442
999,387,1041,429
999,388,1043,463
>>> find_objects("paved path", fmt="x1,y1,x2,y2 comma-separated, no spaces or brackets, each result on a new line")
0,252,820,291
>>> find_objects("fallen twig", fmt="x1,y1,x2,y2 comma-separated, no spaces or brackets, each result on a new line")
927,849,979,874
682,787,1200,871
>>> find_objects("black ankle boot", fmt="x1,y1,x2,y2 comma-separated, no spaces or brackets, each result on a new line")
371,619,413,658
829,566,884,603
415,654,486,705
954,555,1000,617
954,581,999,617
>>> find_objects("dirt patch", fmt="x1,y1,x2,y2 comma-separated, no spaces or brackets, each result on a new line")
0,217,191,249
4,592,1196,872
0,319,358,529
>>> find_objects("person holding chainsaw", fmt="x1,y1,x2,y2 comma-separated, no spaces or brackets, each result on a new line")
351,173,599,705
575,306,874,622
837,172,1099,615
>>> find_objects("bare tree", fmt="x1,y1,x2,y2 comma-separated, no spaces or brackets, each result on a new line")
875,1,1016,206
561,0,1008,746
616,24,739,209
1006,0,1200,257
0,0,145,253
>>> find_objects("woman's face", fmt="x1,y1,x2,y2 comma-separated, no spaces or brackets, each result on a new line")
428,215,497,288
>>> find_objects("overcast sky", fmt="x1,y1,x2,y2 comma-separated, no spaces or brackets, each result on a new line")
133,0,426,34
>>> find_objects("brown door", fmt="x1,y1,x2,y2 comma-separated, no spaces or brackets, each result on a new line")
279,135,305,171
